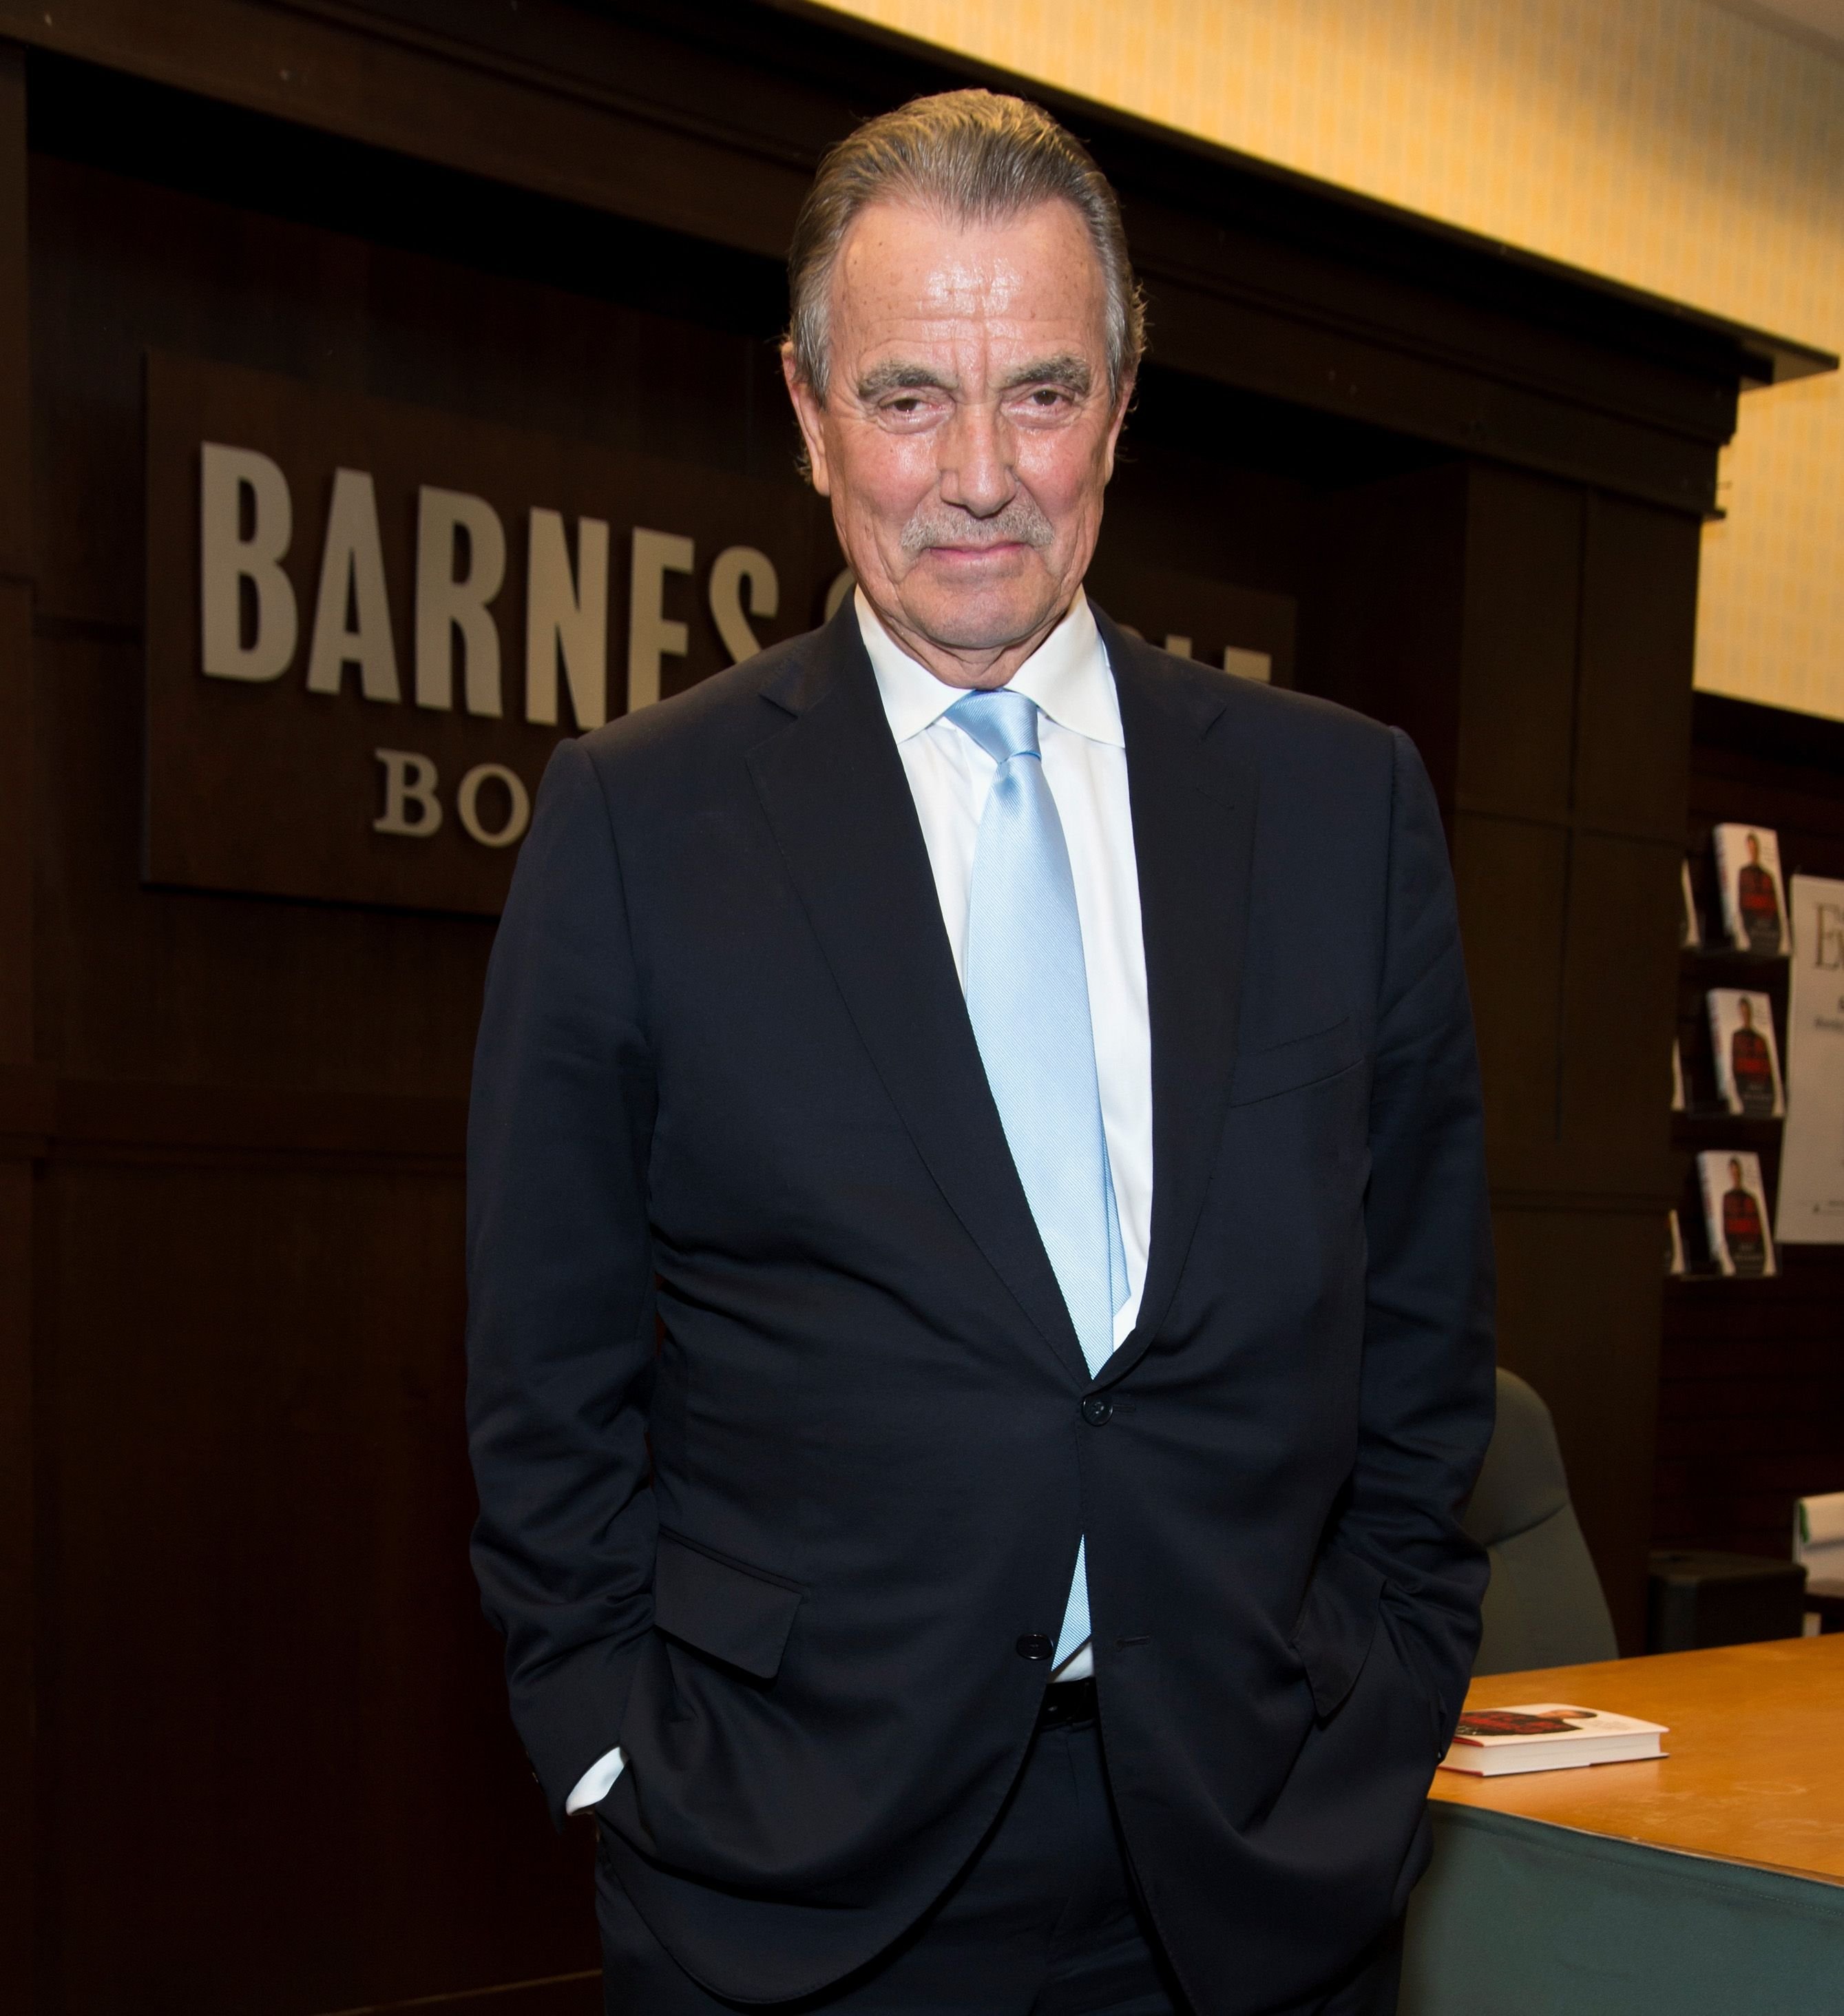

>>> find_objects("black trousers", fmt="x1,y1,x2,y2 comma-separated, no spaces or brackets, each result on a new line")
596,1696,1401,2015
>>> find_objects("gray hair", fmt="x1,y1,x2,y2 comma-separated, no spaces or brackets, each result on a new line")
785,89,1146,406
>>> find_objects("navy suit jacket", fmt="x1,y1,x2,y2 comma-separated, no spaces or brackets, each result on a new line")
465,599,1496,2011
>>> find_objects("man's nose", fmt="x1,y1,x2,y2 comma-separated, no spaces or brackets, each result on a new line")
938,402,1014,518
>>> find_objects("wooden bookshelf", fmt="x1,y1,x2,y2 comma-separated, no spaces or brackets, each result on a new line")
1655,695,1844,1560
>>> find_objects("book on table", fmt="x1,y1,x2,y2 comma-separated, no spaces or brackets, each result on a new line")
1438,1704,1668,1777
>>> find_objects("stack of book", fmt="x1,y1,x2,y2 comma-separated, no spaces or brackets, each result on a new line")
1672,823,1792,1279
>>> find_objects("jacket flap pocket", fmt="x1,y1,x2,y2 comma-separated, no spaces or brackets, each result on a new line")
1289,1546,1386,1721
653,1532,804,1681
1229,1015,1362,1107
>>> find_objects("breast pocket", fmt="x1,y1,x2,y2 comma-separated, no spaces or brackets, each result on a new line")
652,1530,804,1681
1228,1015,1365,1108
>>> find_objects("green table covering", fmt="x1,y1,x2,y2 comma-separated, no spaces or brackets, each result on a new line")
1402,1801,1844,2015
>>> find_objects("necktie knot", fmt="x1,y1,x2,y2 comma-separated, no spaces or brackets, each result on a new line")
948,687,1041,767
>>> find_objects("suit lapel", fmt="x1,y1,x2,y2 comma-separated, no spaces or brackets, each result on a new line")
746,607,1091,1389
1097,611,1258,1380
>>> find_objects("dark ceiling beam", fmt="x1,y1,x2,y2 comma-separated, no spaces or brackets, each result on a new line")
0,0,1832,517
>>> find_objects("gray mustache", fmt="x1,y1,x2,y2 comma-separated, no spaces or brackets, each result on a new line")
899,497,1056,556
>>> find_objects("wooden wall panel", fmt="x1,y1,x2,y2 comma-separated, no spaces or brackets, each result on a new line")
0,36,36,2006
1455,469,1580,827
1655,1274,1844,1556
0,38,25,587
1451,813,1569,1147
42,1155,596,2015
0,1145,34,2001
1558,833,1682,1152
0,572,31,1063
1493,1203,1666,1582
3,0,819,264
1299,462,1467,806
1575,495,1701,844
1303,462,1694,1650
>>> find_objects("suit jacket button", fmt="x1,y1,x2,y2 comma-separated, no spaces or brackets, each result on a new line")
1016,1633,1054,1661
1080,1395,1113,1426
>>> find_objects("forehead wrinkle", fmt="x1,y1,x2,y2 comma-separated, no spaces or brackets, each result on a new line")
836,211,1095,326
919,253,1025,319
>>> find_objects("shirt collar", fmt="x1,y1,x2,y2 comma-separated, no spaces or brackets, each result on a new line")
856,586,1122,749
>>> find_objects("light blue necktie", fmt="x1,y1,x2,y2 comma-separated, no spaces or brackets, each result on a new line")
950,689,1128,1664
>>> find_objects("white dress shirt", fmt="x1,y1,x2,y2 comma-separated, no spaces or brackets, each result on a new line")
565,588,1153,1812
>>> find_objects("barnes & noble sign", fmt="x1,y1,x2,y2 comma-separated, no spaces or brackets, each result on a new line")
145,352,1295,916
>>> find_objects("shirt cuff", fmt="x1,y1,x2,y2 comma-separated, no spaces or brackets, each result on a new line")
1053,1639,1093,1681
565,1745,627,1814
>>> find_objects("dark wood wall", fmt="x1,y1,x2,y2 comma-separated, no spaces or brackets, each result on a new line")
1655,696,1844,1561
0,6,1823,2012
23,143,622,2016
0,42,37,2014
1298,463,1699,1651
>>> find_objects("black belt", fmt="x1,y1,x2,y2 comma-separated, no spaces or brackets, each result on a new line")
1036,1676,1097,1729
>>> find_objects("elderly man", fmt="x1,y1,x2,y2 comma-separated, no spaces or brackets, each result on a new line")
468,90,1494,2016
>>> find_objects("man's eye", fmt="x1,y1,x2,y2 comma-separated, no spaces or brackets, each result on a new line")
1028,388,1067,408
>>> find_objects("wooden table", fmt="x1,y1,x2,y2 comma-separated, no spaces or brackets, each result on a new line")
1401,1636,1844,2015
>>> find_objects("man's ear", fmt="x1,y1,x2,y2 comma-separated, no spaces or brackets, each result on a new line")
1100,374,1135,484
782,345,832,496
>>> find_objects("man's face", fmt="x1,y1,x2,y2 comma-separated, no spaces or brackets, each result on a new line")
1747,833,1761,864
1739,997,1754,1027
785,198,1129,676
1730,1159,1744,1187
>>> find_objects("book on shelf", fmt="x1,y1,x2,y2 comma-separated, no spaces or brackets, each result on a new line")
1438,1703,1668,1777
1671,1037,1686,1114
1698,1148,1777,1278
1679,858,1701,950
1706,988,1784,1119
1666,1209,1686,1277
1712,824,1789,957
